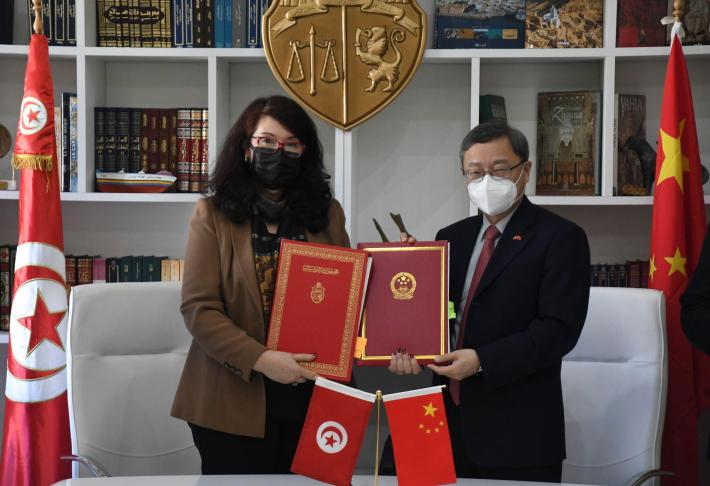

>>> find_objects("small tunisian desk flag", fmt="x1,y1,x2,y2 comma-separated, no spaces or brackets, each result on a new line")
0,33,71,486
649,25,709,486
382,386,456,486
291,378,375,486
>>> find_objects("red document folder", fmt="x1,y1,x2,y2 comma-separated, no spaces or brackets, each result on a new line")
355,241,449,365
266,239,371,381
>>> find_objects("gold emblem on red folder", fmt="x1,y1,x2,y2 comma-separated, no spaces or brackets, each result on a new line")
311,281,326,304
390,272,416,300
262,0,427,130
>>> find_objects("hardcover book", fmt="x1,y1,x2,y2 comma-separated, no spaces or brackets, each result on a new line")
614,94,648,196
669,0,710,45
266,240,371,382
525,0,603,48
95,107,105,173
435,0,525,49
355,241,450,366
536,90,601,196
479,94,507,123
616,0,668,47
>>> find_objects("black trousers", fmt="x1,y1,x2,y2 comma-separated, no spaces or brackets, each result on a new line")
189,416,305,475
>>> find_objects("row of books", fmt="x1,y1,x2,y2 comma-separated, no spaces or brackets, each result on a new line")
590,261,651,288
434,0,709,49
0,0,79,46
96,0,270,47
54,92,79,192
0,247,185,331
95,107,209,193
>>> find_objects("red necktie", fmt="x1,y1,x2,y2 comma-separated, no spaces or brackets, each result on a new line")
450,224,501,405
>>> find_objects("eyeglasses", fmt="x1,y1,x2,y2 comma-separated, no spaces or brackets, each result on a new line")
251,136,305,158
462,160,526,183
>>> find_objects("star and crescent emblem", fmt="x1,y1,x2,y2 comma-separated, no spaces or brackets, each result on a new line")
19,96,48,136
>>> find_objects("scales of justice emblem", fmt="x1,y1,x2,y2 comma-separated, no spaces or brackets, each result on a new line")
262,0,427,130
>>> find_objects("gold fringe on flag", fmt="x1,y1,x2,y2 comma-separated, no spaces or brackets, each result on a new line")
11,153,53,171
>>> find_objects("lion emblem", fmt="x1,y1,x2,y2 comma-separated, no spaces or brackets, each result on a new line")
354,26,405,93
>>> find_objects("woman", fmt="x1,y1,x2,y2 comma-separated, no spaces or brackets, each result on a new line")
171,95,350,474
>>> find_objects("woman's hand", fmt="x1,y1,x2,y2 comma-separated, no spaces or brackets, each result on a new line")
400,232,417,244
253,350,318,384
388,350,422,375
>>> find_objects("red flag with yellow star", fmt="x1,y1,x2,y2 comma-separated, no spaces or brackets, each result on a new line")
649,32,709,486
0,34,71,486
382,386,456,486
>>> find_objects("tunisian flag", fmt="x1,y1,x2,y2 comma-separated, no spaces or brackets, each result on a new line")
382,386,456,486
649,30,709,486
0,34,71,486
291,378,375,485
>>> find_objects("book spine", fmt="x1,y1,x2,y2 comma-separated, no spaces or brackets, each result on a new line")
54,107,63,189
77,256,93,285
129,108,142,172
0,0,13,44
159,0,172,47
214,0,224,47
158,109,170,171
147,109,160,172
172,0,184,46
257,0,267,47
0,246,9,332
96,0,110,46
200,108,209,192
168,109,178,179
231,0,244,47
104,107,117,173
62,92,71,191
176,108,192,192
54,0,66,44
94,107,105,173
170,259,180,282
142,256,154,282
67,0,76,44
92,257,107,283
133,256,144,282
65,256,77,295
106,258,120,283
42,0,53,44
120,0,130,46
189,108,202,192
194,0,203,46
246,0,256,47
69,94,78,192
224,0,231,47
139,0,153,47
119,256,134,282
184,0,193,46
161,258,171,281
116,107,130,172
140,110,150,172
204,0,213,47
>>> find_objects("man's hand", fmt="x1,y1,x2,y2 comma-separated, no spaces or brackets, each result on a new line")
253,350,318,384
388,350,422,375
400,232,416,244
427,349,481,380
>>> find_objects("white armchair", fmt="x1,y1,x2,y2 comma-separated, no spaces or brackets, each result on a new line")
562,287,669,486
66,282,200,477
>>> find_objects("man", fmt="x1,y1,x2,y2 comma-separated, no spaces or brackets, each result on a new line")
390,121,590,482
681,222,710,355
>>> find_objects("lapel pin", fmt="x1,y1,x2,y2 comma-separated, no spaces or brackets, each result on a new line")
513,234,522,241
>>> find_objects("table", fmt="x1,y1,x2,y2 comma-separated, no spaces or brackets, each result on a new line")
53,475,594,485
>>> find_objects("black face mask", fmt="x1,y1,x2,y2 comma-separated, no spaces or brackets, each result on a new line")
250,148,301,190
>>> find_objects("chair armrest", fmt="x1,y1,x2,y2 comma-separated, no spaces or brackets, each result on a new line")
629,469,675,486
60,455,111,477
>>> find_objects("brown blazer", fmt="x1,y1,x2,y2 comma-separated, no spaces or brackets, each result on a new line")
171,197,351,438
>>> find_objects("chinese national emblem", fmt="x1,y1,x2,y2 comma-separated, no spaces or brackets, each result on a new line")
262,0,427,130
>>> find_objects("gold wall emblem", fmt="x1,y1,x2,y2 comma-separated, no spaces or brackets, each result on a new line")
390,272,416,300
311,281,326,304
263,0,427,130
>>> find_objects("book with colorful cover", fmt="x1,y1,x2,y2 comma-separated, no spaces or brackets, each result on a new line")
435,0,525,49
525,0,603,48
616,0,668,47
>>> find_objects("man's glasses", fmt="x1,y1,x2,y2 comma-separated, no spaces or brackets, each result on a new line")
251,136,305,158
462,160,525,183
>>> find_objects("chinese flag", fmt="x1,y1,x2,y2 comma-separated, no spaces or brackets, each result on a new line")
382,386,456,486
0,34,71,486
649,32,709,486
291,378,375,486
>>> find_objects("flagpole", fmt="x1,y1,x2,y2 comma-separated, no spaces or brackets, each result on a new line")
32,0,43,35
374,390,382,486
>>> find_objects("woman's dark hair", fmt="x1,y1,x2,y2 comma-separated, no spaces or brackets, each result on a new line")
208,95,333,232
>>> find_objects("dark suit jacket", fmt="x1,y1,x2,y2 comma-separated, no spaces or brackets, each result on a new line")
681,222,710,355
434,196,590,468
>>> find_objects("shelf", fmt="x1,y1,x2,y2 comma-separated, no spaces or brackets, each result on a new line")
0,191,203,203
528,195,710,206
0,44,78,59
83,47,213,61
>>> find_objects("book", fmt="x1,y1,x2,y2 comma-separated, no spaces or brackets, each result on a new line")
116,108,130,172
266,240,371,382
172,0,185,46
0,0,13,44
106,257,120,283
536,91,601,196
525,0,603,48
65,255,78,295
119,255,134,282
77,256,93,285
479,94,507,123
62,92,72,191
93,257,107,283
200,108,208,192
104,107,117,173
67,0,76,44
55,0,66,45
97,0,120,46
231,0,245,47
616,0,668,47
176,108,192,192
224,0,232,47
435,0,525,49
189,108,202,192
69,94,78,192
158,109,170,172
129,108,142,173
615,94,648,196
95,107,105,173
168,109,178,179
355,241,450,366
671,0,710,45
0,245,9,331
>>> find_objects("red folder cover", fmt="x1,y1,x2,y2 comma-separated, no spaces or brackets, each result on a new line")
266,239,370,381
355,241,449,365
